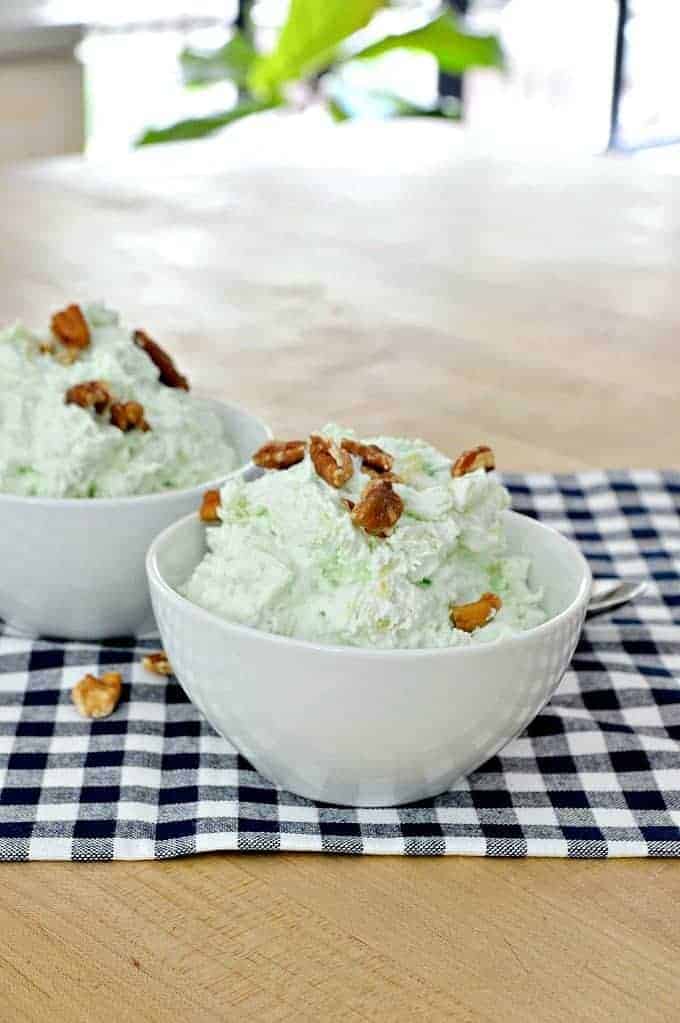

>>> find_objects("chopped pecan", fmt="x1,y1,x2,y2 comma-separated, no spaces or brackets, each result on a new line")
134,329,189,390
310,434,354,489
341,438,393,474
51,304,90,349
110,400,151,432
54,346,80,366
72,671,123,719
361,466,402,484
253,439,306,470
351,478,403,537
65,380,112,415
142,651,173,676
451,445,495,478
39,341,55,355
450,592,502,633
200,488,221,522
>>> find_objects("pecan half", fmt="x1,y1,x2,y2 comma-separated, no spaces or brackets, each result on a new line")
65,380,112,415
341,438,393,474
142,651,173,676
134,329,189,390
450,592,502,633
200,488,221,522
110,401,151,432
253,439,306,470
351,478,403,536
51,304,90,349
310,434,354,489
451,445,495,478
72,671,123,719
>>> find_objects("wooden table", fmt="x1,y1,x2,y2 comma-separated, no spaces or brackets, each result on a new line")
1,121,679,1021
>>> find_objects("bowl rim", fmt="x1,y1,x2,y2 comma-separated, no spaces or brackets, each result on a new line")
146,508,592,660
0,396,272,508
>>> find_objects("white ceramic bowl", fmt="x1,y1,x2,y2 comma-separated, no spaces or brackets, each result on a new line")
147,509,591,807
0,399,270,640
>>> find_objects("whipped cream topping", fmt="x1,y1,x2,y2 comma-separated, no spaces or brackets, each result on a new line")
0,304,236,498
183,426,546,649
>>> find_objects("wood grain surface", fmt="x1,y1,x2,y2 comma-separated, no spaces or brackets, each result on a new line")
0,122,679,1021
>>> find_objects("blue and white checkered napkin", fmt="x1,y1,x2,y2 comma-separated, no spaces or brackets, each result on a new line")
1,470,679,861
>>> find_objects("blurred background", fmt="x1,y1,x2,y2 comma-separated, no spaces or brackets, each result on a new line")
0,0,677,168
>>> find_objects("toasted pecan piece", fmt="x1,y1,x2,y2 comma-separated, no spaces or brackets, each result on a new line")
200,488,221,522
451,445,495,478
450,592,502,633
134,329,189,390
39,341,55,355
51,304,90,349
341,438,393,474
54,347,81,366
72,671,123,719
253,439,306,470
361,466,403,484
65,379,112,415
310,434,354,489
351,478,403,537
142,651,173,676
110,400,151,432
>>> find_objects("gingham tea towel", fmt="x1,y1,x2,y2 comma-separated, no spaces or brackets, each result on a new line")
0,470,679,860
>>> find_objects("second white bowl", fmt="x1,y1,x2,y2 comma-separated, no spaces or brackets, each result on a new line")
0,398,270,640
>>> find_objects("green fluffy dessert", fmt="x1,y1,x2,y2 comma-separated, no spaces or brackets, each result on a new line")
0,303,235,498
183,426,546,649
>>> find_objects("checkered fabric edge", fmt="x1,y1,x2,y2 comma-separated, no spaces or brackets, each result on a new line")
0,469,679,860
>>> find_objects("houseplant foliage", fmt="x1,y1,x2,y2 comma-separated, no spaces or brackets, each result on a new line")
137,0,503,146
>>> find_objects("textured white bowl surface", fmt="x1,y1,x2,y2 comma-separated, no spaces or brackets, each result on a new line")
0,398,270,640
147,509,591,806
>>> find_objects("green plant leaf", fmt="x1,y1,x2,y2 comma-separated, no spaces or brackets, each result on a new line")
327,97,352,122
249,0,385,100
352,12,503,74
389,97,461,120
135,99,276,146
180,32,256,88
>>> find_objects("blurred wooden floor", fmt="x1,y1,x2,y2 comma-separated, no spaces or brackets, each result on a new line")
1,122,679,1021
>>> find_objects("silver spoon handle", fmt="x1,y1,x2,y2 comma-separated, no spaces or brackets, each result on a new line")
587,579,647,616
